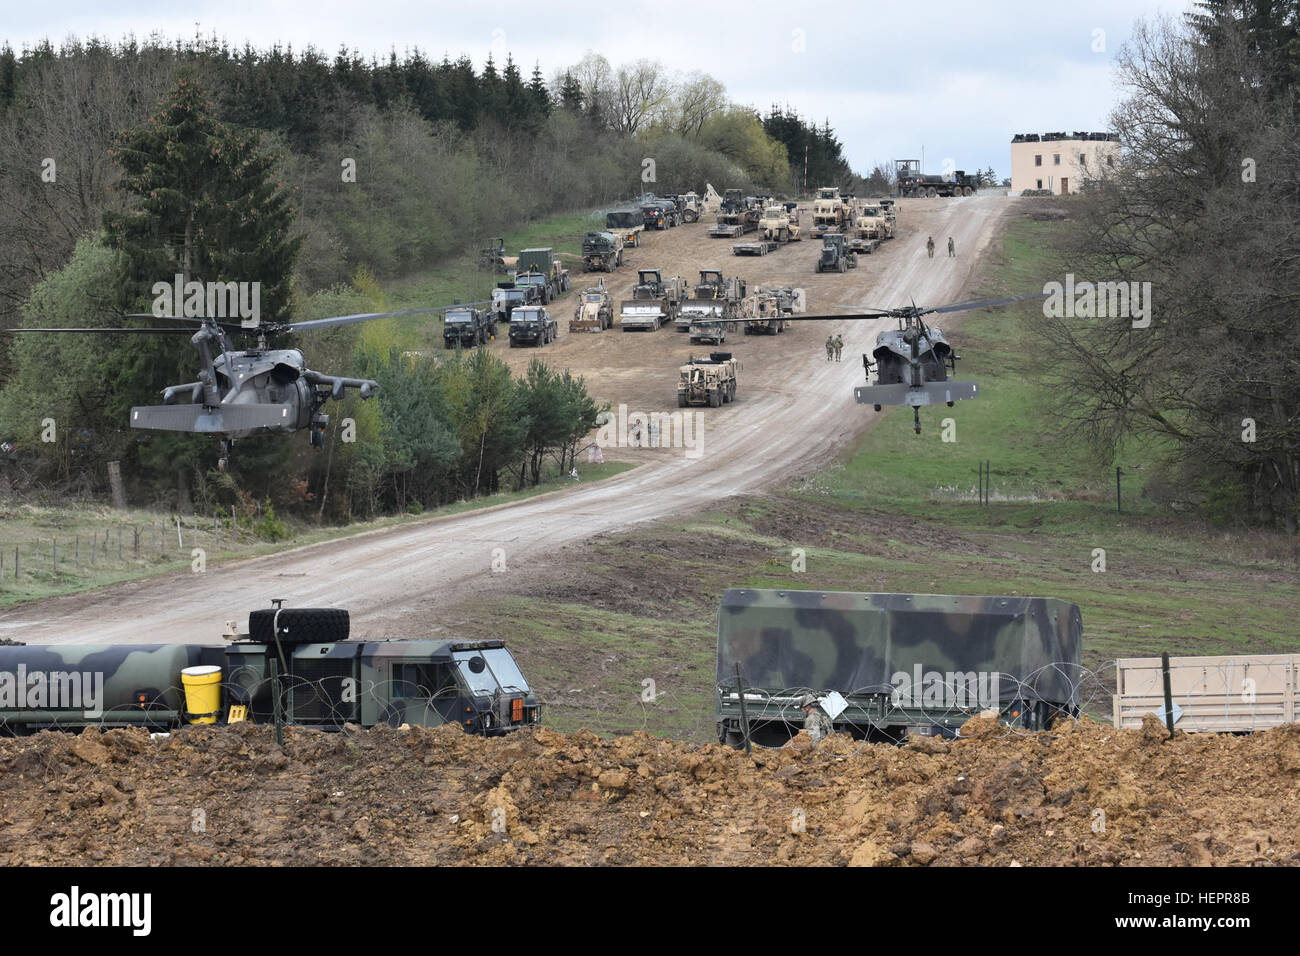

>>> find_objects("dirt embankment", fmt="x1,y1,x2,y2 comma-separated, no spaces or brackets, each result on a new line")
3,717,1297,866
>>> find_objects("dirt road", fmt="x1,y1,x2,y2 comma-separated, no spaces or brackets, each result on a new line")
1,195,1015,644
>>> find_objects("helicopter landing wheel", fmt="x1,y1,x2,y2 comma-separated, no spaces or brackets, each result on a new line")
218,440,233,472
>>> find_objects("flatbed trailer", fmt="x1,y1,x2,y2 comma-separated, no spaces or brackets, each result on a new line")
733,240,779,256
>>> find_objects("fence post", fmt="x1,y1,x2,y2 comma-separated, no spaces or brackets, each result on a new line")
1160,651,1175,739
52,536,57,573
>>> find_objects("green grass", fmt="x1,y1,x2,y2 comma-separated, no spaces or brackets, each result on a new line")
0,459,634,609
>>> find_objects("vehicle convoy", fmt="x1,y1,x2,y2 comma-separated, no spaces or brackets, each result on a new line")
676,270,745,331
581,231,624,272
490,283,542,323
815,232,858,273
605,209,645,248
570,282,615,333
508,305,558,347
619,269,685,331
442,305,493,348
1113,653,1300,732
895,159,979,197
515,248,570,303
0,606,540,735
677,351,739,407
715,589,1083,747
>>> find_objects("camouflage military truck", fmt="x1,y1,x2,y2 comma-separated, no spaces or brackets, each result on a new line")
605,209,645,248
715,589,1083,747
508,305,558,347
570,282,614,333
678,351,739,407
619,269,685,331
0,606,540,735
581,231,624,272
490,283,542,324
443,305,493,348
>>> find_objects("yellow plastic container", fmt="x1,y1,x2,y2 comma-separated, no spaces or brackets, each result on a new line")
181,665,223,724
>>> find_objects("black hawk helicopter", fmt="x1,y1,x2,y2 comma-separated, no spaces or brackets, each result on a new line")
6,301,484,470
784,293,1049,434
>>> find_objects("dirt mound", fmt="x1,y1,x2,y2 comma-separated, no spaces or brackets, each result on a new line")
1,719,1297,866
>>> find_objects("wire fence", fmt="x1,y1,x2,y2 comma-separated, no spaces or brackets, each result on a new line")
0,656,1293,744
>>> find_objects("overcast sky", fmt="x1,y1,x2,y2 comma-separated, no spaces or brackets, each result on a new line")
5,0,1198,178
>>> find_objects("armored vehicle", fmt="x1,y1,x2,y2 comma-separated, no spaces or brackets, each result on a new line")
677,351,738,407
896,160,979,197
508,306,558,347
758,205,801,243
581,231,624,272
0,606,541,735
570,283,615,333
515,248,570,303
442,306,493,348
714,589,1083,747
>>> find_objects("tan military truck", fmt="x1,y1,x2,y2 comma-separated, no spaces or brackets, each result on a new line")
1113,653,1299,733
570,281,614,332
678,351,739,407
758,204,802,243
848,203,894,254
743,285,806,334
811,186,849,231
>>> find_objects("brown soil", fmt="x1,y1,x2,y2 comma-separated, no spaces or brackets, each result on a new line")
3,718,1296,866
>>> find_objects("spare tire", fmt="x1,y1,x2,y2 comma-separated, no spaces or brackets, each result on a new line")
248,607,350,645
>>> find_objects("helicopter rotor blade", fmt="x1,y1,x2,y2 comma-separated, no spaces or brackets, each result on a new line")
922,292,1050,316
122,313,248,335
2,327,197,334
779,312,897,322
285,301,492,334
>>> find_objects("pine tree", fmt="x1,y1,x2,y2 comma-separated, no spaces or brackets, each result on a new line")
528,62,551,117
558,71,583,112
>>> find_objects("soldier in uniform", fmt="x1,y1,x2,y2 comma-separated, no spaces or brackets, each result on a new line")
926,236,935,258
825,335,835,361
832,334,844,362
948,236,955,257
800,693,833,744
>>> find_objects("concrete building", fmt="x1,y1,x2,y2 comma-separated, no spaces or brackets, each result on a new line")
1010,132,1120,195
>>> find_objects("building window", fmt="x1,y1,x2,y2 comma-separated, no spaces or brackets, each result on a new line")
1034,154,1042,166
1054,154,1061,165
1036,179,1043,189
1079,153,1086,164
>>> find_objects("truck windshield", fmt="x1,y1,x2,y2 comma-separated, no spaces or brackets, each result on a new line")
452,648,530,694
445,310,471,323
512,310,541,323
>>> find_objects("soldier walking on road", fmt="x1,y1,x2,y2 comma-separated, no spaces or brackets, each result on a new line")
800,694,833,745
833,334,844,362
825,336,834,361
926,236,935,258
948,236,955,257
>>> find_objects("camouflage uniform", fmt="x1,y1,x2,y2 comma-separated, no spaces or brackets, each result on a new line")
948,236,955,257
926,236,935,258
825,336,835,361
833,335,844,362
800,693,833,744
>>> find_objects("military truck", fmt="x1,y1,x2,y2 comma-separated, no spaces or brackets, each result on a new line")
812,185,849,227
879,198,897,225
896,160,979,197
581,231,624,272
640,202,670,231
715,589,1083,747
680,192,703,223
619,269,685,331
490,283,542,323
0,606,541,735
689,318,728,344
570,282,614,333
443,305,493,348
605,209,645,248
742,287,805,335
848,203,894,254
815,233,857,273
478,237,518,274
758,203,801,243
678,351,739,407
508,305,558,347
515,248,570,303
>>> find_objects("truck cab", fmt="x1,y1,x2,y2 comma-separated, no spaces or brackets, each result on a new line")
508,306,557,347
443,307,490,348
